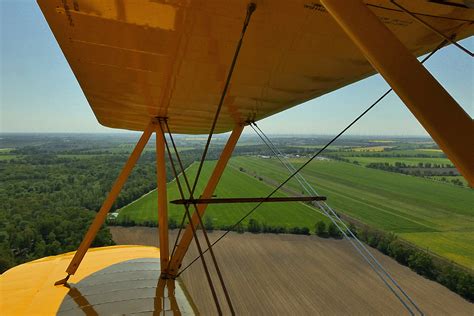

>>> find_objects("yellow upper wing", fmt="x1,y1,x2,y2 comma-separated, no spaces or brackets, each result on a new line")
37,0,474,134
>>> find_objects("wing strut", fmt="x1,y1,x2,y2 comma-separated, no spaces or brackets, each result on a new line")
167,1,257,282
175,38,448,315
155,121,170,272
166,124,243,279
55,121,155,285
321,0,474,187
157,118,231,314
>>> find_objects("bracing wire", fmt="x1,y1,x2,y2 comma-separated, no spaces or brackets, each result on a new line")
249,124,329,219
176,86,392,277
189,2,256,199
169,2,256,271
176,41,448,313
164,120,236,315
157,120,223,315
177,88,390,278
391,0,473,57
251,122,422,315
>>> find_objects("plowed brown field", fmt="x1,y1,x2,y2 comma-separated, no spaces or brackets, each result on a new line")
110,227,472,315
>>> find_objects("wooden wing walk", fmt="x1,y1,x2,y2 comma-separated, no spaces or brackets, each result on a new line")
1,1,473,315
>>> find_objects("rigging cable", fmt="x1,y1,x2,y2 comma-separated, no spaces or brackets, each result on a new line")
249,124,329,219
251,122,422,315
163,119,236,315
391,0,473,57
177,87,393,278
176,39,448,310
365,3,474,22
177,88,391,277
189,2,256,199
178,38,449,313
157,120,223,315
169,2,256,276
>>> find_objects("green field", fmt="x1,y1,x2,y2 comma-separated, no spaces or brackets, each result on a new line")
117,154,473,268
399,232,474,268
344,156,453,166
335,149,446,158
229,157,474,268
0,155,18,161
57,154,109,159
117,161,329,230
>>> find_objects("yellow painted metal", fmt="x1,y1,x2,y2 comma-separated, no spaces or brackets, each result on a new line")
156,124,169,272
37,0,474,134
321,0,474,187
64,122,154,276
0,245,160,315
168,124,244,276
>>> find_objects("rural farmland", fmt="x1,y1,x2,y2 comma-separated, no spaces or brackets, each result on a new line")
115,155,474,269
230,157,474,268
116,161,330,229
110,227,473,315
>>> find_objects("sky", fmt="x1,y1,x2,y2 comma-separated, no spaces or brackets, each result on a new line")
1,1,472,136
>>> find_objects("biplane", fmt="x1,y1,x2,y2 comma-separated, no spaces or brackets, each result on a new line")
1,0,473,315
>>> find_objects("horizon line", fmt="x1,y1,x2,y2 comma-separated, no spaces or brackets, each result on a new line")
0,131,435,139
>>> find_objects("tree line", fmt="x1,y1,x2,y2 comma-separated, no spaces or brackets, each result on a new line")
356,226,473,302
0,146,196,272
109,216,473,301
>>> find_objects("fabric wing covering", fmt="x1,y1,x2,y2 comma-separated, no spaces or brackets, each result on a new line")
38,0,474,134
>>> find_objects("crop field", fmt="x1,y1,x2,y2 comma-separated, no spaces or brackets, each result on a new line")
343,156,453,166
368,140,397,143
352,145,393,152
57,154,108,159
110,227,473,315
399,231,474,268
334,149,446,158
416,148,443,153
0,148,17,160
229,157,474,268
0,155,18,161
292,145,344,150
117,161,329,230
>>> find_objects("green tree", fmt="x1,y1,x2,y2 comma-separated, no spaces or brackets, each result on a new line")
408,251,435,279
346,222,357,237
168,218,177,229
247,219,262,233
204,216,214,232
315,220,326,237
235,223,245,234
327,222,342,238
388,240,414,265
